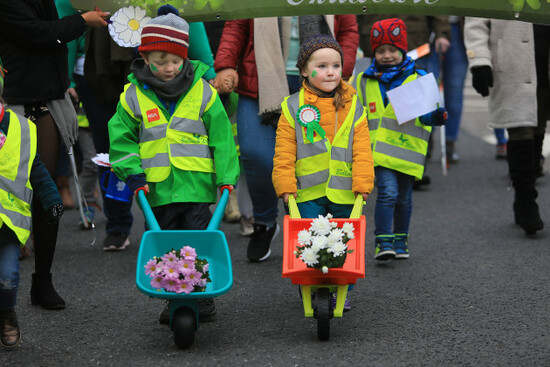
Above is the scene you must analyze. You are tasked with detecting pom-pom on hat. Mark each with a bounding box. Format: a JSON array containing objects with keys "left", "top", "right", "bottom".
[
  {"left": 370, "top": 18, "right": 408, "bottom": 54},
  {"left": 138, "top": 5, "right": 189, "bottom": 59},
  {"left": 296, "top": 34, "right": 344, "bottom": 72}
]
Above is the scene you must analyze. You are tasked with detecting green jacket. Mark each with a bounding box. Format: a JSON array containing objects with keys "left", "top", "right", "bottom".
[{"left": 108, "top": 60, "right": 239, "bottom": 207}]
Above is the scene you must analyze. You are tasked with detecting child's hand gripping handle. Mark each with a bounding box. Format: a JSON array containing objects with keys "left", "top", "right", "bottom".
[
  {"left": 288, "top": 195, "right": 301, "bottom": 219},
  {"left": 137, "top": 190, "right": 160, "bottom": 231}
]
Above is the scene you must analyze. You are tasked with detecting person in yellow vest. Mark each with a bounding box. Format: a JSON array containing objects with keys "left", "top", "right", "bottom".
[
  {"left": 0, "top": 60, "right": 63, "bottom": 349},
  {"left": 108, "top": 7, "right": 239, "bottom": 323},
  {"left": 355, "top": 18, "right": 447, "bottom": 261},
  {"left": 273, "top": 34, "right": 374, "bottom": 310}
]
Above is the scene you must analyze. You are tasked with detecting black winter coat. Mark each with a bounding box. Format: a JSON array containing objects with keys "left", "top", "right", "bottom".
[{"left": 0, "top": 0, "right": 86, "bottom": 104}]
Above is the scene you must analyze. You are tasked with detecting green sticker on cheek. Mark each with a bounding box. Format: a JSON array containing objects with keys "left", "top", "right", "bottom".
[
  {"left": 179, "top": 64, "right": 183, "bottom": 71},
  {"left": 311, "top": 70, "right": 318, "bottom": 78},
  {"left": 150, "top": 64, "right": 159, "bottom": 72}
]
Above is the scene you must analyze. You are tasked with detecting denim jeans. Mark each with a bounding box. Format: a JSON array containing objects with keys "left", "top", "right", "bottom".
[
  {"left": 374, "top": 167, "right": 415, "bottom": 236},
  {"left": 295, "top": 197, "right": 354, "bottom": 219},
  {"left": 0, "top": 227, "right": 21, "bottom": 310},
  {"left": 494, "top": 128, "right": 508, "bottom": 145},
  {"left": 75, "top": 74, "right": 133, "bottom": 234},
  {"left": 236, "top": 96, "right": 279, "bottom": 226}
]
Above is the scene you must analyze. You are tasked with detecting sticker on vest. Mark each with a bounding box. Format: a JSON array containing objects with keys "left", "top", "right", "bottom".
[
  {"left": 369, "top": 102, "right": 376, "bottom": 114},
  {"left": 296, "top": 104, "right": 325, "bottom": 144},
  {"left": 0, "top": 131, "right": 6, "bottom": 150},
  {"left": 146, "top": 108, "right": 161, "bottom": 123}
]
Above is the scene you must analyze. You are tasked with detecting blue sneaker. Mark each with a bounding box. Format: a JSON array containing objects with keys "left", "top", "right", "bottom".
[
  {"left": 374, "top": 235, "right": 395, "bottom": 260},
  {"left": 330, "top": 292, "right": 351, "bottom": 312},
  {"left": 394, "top": 233, "right": 409, "bottom": 259}
]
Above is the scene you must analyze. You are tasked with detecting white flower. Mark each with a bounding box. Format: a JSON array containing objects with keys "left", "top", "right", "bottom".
[
  {"left": 331, "top": 221, "right": 338, "bottom": 228},
  {"left": 327, "top": 241, "right": 347, "bottom": 257},
  {"left": 108, "top": 6, "right": 151, "bottom": 47},
  {"left": 321, "top": 266, "right": 329, "bottom": 274},
  {"left": 327, "top": 228, "right": 344, "bottom": 245},
  {"left": 311, "top": 235, "right": 328, "bottom": 250},
  {"left": 326, "top": 213, "right": 333, "bottom": 219},
  {"left": 310, "top": 215, "right": 332, "bottom": 236},
  {"left": 297, "top": 229, "right": 312, "bottom": 245},
  {"left": 300, "top": 247, "right": 319, "bottom": 266},
  {"left": 342, "top": 222, "right": 355, "bottom": 239}
]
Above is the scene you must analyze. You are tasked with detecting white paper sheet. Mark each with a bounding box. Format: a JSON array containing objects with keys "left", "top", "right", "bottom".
[{"left": 386, "top": 73, "right": 443, "bottom": 125}]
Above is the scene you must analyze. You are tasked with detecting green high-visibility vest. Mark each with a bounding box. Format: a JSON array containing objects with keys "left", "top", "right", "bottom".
[
  {"left": 0, "top": 110, "right": 37, "bottom": 244},
  {"left": 281, "top": 89, "right": 365, "bottom": 204},
  {"left": 356, "top": 72, "right": 432, "bottom": 179},
  {"left": 120, "top": 79, "right": 216, "bottom": 182}
]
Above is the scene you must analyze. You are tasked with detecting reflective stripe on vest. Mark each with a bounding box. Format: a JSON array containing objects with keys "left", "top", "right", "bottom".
[
  {"left": 360, "top": 73, "right": 432, "bottom": 179},
  {"left": 282, "top": 89, "right": 364, "bottom": 204},
  {"left": 0, "top": 111, "right": 36, "bottom": 244},
  {"left": 121, "top": 80, "right": 215, "bottom": 182}
]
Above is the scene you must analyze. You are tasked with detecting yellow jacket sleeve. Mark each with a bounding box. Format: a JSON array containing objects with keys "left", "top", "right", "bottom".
[{"left": 272, "top": 113, "right": 298, "bottom": 197}]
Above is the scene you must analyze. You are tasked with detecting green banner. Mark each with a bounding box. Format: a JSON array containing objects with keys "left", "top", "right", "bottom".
[{"left": 71, "top": 0, "right": 550, "bottom": 24}]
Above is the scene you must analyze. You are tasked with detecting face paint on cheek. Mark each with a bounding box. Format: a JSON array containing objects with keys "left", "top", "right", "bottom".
[
  {"left": 311, "top": 70, "right": 318, "bottom": 78},
  {"left": 150, "top": 64, "right": 159, "bottom": 72},
  {"left": 179, "top": 64, "right": 183, "bottom": 71}
]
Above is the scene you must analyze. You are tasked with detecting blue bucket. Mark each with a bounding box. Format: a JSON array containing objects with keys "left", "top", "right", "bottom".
[{"left": 101, "top": 171, "right": 133, "bottom": 202}]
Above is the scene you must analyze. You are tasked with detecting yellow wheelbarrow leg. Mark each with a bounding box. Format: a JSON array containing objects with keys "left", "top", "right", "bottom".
[
  {"left": 332, "top": 285, "right": 349, "bottom": 318},
  {"left": 301, "top": 285, "right": 314, "bottom": 317}
]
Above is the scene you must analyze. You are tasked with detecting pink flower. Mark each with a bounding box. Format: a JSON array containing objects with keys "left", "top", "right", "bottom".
[
  {"left": 150, "top": 275, "right": 163, "bottom": 289},
  {"left": 161, "top": 251, "right": 178, "bottom": 264},
  {"left": 180, "top": 246, "right": 197, "bottom": 260},
  {"left": 144, "top": 259, "right": 159, "bottom": 276},
  {"left": 162, "top": 264, "right": 180, "bottom": 280},
  {"left": 185, "top": 270, "right": 203, "bottom": 286},
  {"left": 161, "top": 277, "right": 180, "bottom": 293},
  {"left": 176, "top": 280, "right": 193, "bottom": 294},
  {"left": 177, "top": 259, "right": 195, "bottom": 276},
  {"left": 203, "top": 263, "right": 209, "bottom": 272}
]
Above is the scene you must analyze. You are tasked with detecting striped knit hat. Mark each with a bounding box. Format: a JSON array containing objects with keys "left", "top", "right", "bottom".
[{"left": 138, "top": 5, "right": 189, "bottom": 59}]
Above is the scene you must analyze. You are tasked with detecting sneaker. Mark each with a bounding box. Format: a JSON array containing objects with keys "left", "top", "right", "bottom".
[
  {"left": 446, "top": 140, "right": 459, "bottom": 164},
  {"left": 330, "top": 293, "right": 351, "bottom": 312},
  {"left": 239, "top": 216, "right": 254, "bottom": 237},
  {"left": 198, "top": 298, "right": 216, "bottom": 322},
  {"left": 103, "top": 232, "right": 130, "bottom": 251},
  {"left": 374, "top": 235, "right": 396, "bottom": 260},
  {"left": 78, "top": 206, "right": 95, "bottom": 230},
  {"left": 247, "top": 223, "right": 280, "bottom": 262},
  {"left": 159, "top": 301, "right": 170, "bottom": 325},
  {"left": 496, "top": 143, "right": 507, "bottom": 159},
  {"left": 394, "top": 233, "right": 409, "bottom": 259}
]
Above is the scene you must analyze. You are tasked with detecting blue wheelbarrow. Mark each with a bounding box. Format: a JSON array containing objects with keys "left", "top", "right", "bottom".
[{"left": 135, "top": 188, "right": 233, "bottom": 349}]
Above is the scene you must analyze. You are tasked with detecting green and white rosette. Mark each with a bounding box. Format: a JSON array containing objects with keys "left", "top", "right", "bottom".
[{"left": 296, "top": 105, "right": 325, "bottom": 143}]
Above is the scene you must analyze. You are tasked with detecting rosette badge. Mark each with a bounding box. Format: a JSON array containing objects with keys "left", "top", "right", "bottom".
[{"left": 296, "top": 105, "right": 326, "bottom": 143}]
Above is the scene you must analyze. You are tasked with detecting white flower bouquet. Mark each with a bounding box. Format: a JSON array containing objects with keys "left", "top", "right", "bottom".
[{"left": 295, "top": 214, "right": 355, "bottom": 274}]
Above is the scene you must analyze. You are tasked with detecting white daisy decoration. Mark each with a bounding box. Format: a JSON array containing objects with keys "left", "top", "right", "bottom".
[{"left": 108, "top": 6, "right": 151, "bottom": 48}]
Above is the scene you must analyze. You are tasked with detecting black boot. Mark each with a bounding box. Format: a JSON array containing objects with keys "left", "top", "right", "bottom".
[
  {"left": 507, "top": 140, "right": 544, "bottom": 235},
  {"left": 0, "top": 310, "right": 21, "bottom": 349},
  {"left": 30, "top": 273, "right": 65, "bottom": 310},
  {"left": 534, "top": 134, "right": 545, "bottom": 178}
]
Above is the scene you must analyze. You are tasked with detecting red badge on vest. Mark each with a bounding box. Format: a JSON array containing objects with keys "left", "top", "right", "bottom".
[
  {"left": 369, "top": 102, "right": 376, "bottom": 114},
  {"left": 146, "top": 108, "right": 160, "bottom": 122}
]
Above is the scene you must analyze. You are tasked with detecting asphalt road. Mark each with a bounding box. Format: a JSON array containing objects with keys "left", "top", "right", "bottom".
[{"left": 2, "top": 84, "right": 550, "bottom": 366}]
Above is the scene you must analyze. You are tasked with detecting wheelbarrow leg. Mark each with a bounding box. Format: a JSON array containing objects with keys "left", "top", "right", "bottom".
[{"left": 301, "top": 285, "right": 314, "bottom": 317}]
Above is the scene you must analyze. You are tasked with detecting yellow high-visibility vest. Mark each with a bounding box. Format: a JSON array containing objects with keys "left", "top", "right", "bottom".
[
  {"left": 356, "top": 72, "right": 432, "bottom": 179},
  {"left": 281, "top": 89, "right": 365, "bottom": 204},
  {"left": 120, "top": 79, "right": 216, "bottom": 182},
  {"left": 0, "top": 110, "right": 37, "bottom": 244}
]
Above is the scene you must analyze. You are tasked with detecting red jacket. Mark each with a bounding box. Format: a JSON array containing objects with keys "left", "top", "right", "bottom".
[{"left": 214, "top": 16, "right": 359, "bottom": 99}]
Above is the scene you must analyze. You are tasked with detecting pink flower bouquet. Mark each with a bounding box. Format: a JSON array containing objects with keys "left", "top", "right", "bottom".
[{"left": 144, "top": 246, "right": 211, "bottom": 294}]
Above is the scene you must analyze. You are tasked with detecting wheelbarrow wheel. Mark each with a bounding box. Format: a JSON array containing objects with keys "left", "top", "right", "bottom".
[
  {"left": 315, "top": 288, "right": 331, "bottom": 341},
  {"left": 172, "top": 307, "right": 196, "bottom": 349}
]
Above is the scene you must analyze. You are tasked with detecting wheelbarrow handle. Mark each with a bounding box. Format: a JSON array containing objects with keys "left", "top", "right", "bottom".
[
  {"left": 288, "top": 195, "right": 301, "bottom": 219},
  {"left": 206, "top": 187, "right": 230, "bottom": 231},
  {"left": 137, "top": 190, "right": 161, "bottom": 231},
  {"left": 350, "top": 195, "right": 364, "bottom": 219}
]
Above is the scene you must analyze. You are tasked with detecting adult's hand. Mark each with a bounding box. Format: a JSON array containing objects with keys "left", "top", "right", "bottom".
[
  {"left": 471, "top": 65, "right": 493, "bottom": 97},
  {"left": 214, "top": 68, "right": 238, "bottom": 94},
  {"left": 434, "top": 37, "right": 450, "bottom": 54},
  {"left": 81, "top": 8, "right": 109, "bottom": 27},
  {"left": 67, "top": 88, "right": 79, "bottom": 106}
]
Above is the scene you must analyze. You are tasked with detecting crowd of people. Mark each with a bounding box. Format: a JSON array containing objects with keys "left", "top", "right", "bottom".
[{"left": 1, "top": 1, "right": 549, "bottom": 350}]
